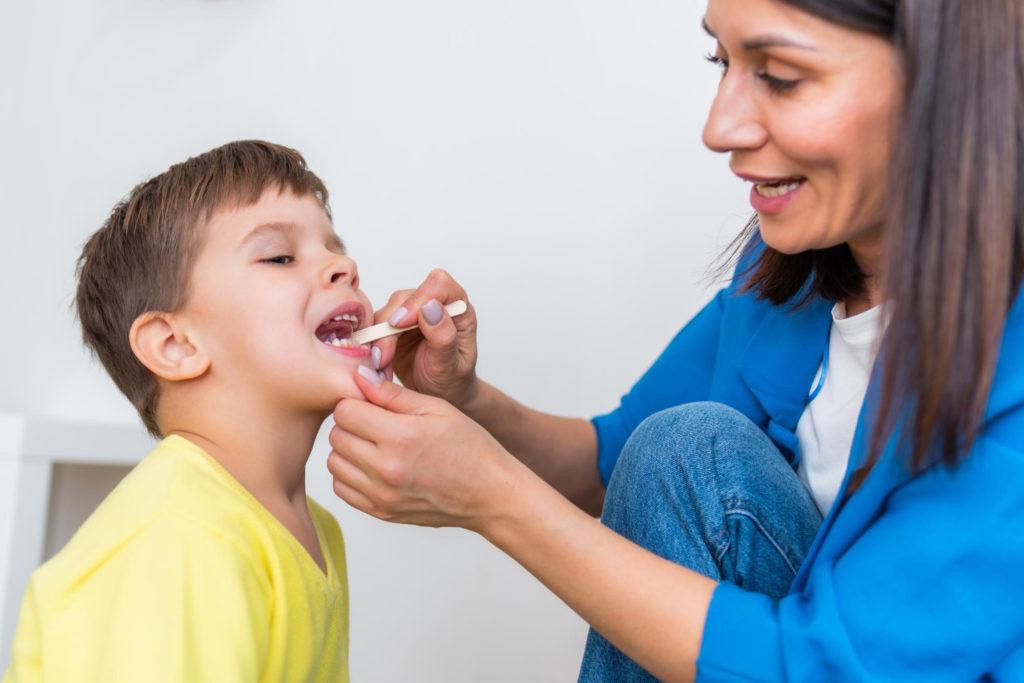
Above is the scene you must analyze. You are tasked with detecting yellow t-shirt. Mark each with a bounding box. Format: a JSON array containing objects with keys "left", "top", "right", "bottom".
[{"left": 3, "top": 435, "right": 348, "bottom": 682}]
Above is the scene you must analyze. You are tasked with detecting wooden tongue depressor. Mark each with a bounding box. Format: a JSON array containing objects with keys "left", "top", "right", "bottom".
[{"left": 349, "top": 299, "right": 468, "bottom": 345}]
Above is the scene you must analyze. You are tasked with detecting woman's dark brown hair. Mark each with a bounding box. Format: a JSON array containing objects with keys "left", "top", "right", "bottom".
[{"left": 744, "top": 0, "right": 1024, "bottom": 475}]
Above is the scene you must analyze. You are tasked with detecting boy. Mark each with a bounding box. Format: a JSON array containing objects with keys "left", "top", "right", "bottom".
[{"left": 4, "top": 140, "right": 372, "bottom": 681}]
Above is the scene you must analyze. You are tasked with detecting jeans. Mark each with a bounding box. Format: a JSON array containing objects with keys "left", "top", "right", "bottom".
[{"left": 577, "top": 402, "right": 823, "bottom": 682}]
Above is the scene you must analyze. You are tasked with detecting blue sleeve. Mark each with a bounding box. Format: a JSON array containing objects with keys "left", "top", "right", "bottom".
[
  {"left": 591, "top": 288, "right": 728, "bottom": 485},
  {"left": 697, "top": 430, "right": 1024, "bottom": 681}
]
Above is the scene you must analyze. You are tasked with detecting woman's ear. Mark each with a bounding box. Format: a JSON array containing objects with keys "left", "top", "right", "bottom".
[{"left": 129, "top": 312, "right": 210, "bottom": 381}]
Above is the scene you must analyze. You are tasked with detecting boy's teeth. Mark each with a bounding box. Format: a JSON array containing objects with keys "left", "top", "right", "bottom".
[
  {"left": 329, "top": 337, "right": 362, "bottom": 347},
  {"left": 331, "top": 313, "right": 360, "bottom": 323}
]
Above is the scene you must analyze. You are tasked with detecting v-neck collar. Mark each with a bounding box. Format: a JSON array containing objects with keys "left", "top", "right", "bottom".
[{"left": 166, "top": 434, "right": 335, "bottom": 582}]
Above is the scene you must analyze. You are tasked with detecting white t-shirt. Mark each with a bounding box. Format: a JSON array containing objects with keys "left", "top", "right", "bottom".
[{"left": 795, "top": 302, "right": 884, "bottom": 515}]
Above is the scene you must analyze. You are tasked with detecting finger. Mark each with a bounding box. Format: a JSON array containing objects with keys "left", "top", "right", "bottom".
[
  {"left": 331, "top": 397, "right": 397, "bottom": 444},
  {"left": 333, "top": 381, "right": 435, "bottom": 449},
  {"left": 328, "top": 425, "right": 403, "bottom": 493},
  {"left": 384, "top": 269, "right": 468, "bottom": 328},
  {"left": 367, "top": 350, "right": 397, "bottom": 379},
  {"left": 376, "top": 289, "right": 416, "bottom": 324},
  {"left": 375, "top": 325, "right": 425, "bottom": 372},
  {"left": 368, "top": 290, "right": 414, "bottom": 369},
  {"left": 329, "top": 462, "right": 380, "bottom": 516},
  {"left": 353, "top": 366, "right": 440, "bottom": 416},
  {"left": 328, "top": 418, "right": 375, "bottom": 459},
  {"left": 417, "top": 299, "right": 459, "bottom": 351},
  {"left": 326, "top": 448, "right": 376, "bottom": 491}
]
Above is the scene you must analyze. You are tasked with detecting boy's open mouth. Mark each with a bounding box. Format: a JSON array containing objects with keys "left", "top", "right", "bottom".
[{"left": 315, "top": 308, "right": 365, "bottom": 348}]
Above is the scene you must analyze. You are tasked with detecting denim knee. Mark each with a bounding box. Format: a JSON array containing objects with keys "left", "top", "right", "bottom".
[
  {"left": 602, "top": 400, "right": 820, "bottom": 592},
  {"left": 610, "top": 402, "right": 763, "bottom": 485}
]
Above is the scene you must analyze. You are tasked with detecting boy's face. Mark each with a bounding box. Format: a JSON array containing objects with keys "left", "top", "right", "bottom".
[{"left": 180, "top": 188, "right": 374, "bottom": 414}]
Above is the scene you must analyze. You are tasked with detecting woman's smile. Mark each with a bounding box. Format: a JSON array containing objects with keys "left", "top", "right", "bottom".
[
  {"left": 746, "top": 176, "right": 806, "bottom": 215},
  {"left": 702, "top": 0, "right": 899, "bottom": 266}
]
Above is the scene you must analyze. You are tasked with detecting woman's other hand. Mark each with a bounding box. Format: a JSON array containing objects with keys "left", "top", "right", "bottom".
[
  {"left": 328, "top": 366, "right": 521, "bottom": 530},
  {"left": 369, "top": 269, "right": 480, "bottom": 411},
  {"left": 363, "top": 271, "right": 604, "bottom": 516}
]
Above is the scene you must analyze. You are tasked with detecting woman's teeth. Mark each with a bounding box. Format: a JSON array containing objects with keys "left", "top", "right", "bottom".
[{"left": 755, "top": 180, "right": 801, "bottom": 197}]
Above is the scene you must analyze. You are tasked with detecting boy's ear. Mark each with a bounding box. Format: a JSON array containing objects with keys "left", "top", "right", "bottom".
[{"left": 129, "top": 312, "right": 210, "bottom": 381}]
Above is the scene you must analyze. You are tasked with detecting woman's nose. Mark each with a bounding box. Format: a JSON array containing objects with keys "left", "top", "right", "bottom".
[
  {"left": 701, "top": 75, "right": 768, "bottom": 153},
  {"left": 323, "top": 254, "right": 359, "bottom": 290}
]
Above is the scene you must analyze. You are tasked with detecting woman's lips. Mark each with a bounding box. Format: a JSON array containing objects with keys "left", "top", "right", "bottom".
[{"left": 749, "top": 178, "right": 804, "bottom": 215}]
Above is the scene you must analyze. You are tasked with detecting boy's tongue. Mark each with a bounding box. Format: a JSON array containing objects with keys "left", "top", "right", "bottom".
[{"left": 316, "top": 319, "right": 356, "bottom": 345}]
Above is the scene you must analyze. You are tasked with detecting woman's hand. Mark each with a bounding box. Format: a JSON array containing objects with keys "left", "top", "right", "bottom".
[
  {"left": 328, "top": 366, "right": 521, "bottom": 531},
  {"left": 363, "top": 269, "right": 604, "bottom": 514},
  {"left": 369, "top": 269, "right": 480, "bottom": 411},
  {"left": 329, "top": 370, "right": 711, "bottom": 683}
]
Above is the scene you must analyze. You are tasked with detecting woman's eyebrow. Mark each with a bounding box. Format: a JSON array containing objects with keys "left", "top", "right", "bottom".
[{"left": 700, "top": 18, "right": 818, "bottom": 53}]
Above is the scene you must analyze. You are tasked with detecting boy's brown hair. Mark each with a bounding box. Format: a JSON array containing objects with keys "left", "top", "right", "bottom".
[{"left": 76, "top": 140, "right": 331, "bottom": 436}]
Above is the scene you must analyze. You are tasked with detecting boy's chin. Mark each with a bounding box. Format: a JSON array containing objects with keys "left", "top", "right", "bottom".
[
  {"left": 310, "top": 391, "right": 362, "bottom": 422},
  {"left": 320, "top": 378, "right": 371, "bottom": 406}
]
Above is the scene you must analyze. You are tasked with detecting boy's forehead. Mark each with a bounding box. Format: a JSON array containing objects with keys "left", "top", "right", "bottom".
[
  {"left": 240, "top": 221, "right": 346, "bottom": 252},
  {"left": 199, "top": 192, "right": 344, "bottom": 252}
]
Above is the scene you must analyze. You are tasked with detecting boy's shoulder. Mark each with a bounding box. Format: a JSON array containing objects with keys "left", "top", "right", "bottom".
[{"left": 30, "top": 437, "right": 275, "bottom": 605}]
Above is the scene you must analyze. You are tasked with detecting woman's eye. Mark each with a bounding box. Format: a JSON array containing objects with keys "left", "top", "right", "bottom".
[
  {"left": 262, "top": 255, "right": 294, "bottom": 265},
  {"left": 704, "top": 52, "right": 728, "bottom": 75},
  {"left": 757, "top": 72, "right": 800, "bottom": 93}
]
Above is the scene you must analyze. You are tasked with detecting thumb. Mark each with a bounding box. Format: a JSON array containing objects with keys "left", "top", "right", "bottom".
[{"left": 355, "top": 365, "right": 435, "bottom": 416}]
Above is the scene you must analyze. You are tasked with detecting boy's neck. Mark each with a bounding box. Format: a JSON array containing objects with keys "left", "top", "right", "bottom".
[
  {"left": 161, "top": 389, "right": 326, "bottom": 507},
  {"left": 161, "top": 385, "right": 332, "bottom": 574}
]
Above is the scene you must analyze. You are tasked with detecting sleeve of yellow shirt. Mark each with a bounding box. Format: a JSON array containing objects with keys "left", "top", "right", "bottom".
[{"left": 6, "top": 513, "right": 272, "bottom": 683}]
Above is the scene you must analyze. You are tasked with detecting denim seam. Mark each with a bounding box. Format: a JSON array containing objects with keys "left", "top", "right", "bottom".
[
  {"left": 709, "top": 526, "right": 731, "bottom": 562},
  {"left": 720, "top": 502, "right": 801, "bottom": 576}
]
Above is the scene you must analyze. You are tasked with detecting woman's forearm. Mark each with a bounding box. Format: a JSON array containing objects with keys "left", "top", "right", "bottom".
[
  {"left": 480, "top": 458, "right": 716, "bottom": 683},
  {"left": 331, "top": 373, "right": 716, "bottom": 681},
  {"left": 460, "top": 379, "right": 605, "bottom": 515}
]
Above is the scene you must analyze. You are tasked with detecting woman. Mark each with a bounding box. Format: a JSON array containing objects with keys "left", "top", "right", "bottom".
[{"left": 328, "top": 0, "right": 1024, "bottom": 680}]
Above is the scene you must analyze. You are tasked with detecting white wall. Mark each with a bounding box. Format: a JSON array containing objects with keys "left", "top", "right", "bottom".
[{"left": 0, "top": 0, "right": 749, "bottom": 680}]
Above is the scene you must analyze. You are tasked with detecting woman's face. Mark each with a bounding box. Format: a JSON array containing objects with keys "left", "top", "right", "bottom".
[{"left": 701, "top": 0, "right": 899, "bottom": 274}]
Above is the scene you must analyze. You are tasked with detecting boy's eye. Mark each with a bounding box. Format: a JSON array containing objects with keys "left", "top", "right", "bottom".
[{"left": 262, "top": 255, "right": 294, "bottom": 265}]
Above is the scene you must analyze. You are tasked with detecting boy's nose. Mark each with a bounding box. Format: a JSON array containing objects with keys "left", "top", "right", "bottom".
[{"left": 324, "top": 254, "right": 359, "bottom": 290}]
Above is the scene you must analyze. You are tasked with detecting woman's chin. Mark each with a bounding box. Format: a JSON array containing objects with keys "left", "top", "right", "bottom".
[{"left": 757, "top": 222, "right": 831, "bottom": 256}]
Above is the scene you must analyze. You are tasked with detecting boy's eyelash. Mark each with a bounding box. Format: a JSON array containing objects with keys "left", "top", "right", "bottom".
[{"left": 261, "top": 255, "right": 294, "bottom": 265}]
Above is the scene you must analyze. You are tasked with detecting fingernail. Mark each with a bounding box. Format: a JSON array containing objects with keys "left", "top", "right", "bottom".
[
  {"left": 422, "top": 299, "right": 443, "bottom": 326},
  {"left": 358, "top": 364, "right": 382, "bottom": 385},
  {"left": 387, "top": 307, "right": 408, "bottom": 327},
  {"left": 371, "top": 346, "right": 382, "bottom": 370}
]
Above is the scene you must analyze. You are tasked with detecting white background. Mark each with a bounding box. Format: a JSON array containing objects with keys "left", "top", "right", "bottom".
[{"left": 0, "top": 0, "right": 749, "bottom": 680}]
